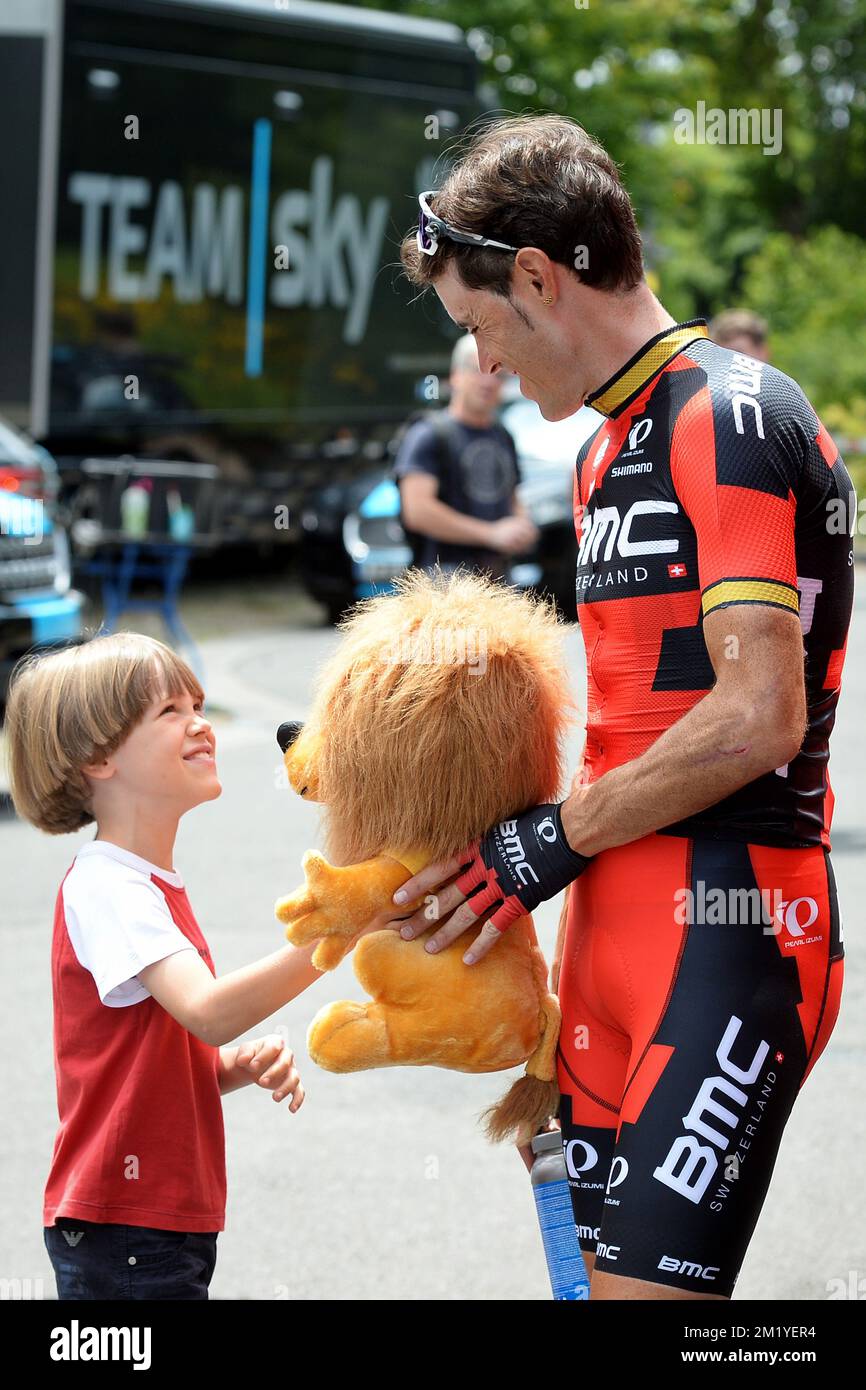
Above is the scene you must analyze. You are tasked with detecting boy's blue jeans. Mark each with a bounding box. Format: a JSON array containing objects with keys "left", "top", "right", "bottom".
[{"left": 44, "top": 1217, "right": 218, "bottom": 1299}]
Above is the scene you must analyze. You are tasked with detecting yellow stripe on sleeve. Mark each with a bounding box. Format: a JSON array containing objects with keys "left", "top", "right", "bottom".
[{"left": 701, "top": 579, "right": 800, "bottom": 616}]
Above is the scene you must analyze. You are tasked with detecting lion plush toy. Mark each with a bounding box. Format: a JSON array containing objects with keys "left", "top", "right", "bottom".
[{"left": 274, "top": 566, "right": 579, "bottom": 1141}]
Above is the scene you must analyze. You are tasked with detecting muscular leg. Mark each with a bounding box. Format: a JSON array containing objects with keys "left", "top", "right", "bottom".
[
  {"left": 589, "top": 1267, "right": 728, "bottom": 1301},
  {"left": 578, "top": 1248, "right": 727, "bottom": 1298}
]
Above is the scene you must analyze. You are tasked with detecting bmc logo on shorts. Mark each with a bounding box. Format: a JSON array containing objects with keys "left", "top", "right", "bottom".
[
  {"left": 658, "top": 1254, "right": 720, "bottom": 1281},
  {"left": 652, "top": 1014, "right": 769, "bottom": 1204}
]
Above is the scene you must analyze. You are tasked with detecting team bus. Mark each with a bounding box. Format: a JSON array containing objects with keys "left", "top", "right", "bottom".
[{"left": 0, "top": 0, "right": 483, "bottom": 550}]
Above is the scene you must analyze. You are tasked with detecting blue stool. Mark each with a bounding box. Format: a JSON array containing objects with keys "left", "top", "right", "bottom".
[{"left": 80, "top": 540, "right": 204, "bottom": 683}]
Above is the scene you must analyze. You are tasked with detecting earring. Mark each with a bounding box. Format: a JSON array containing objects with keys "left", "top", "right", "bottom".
[{"left": 546, "top": 295, "right": 553, "bottom": 304}]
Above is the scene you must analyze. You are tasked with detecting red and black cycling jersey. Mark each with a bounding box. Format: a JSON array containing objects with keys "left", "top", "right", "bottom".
[{"left": 575, "top": 319, "right": 855, "bottom": 849}]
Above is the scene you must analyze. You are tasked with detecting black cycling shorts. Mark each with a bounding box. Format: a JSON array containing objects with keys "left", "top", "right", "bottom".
[{"left": 555, "top": 832, "right": 844, "bottom": 1297}]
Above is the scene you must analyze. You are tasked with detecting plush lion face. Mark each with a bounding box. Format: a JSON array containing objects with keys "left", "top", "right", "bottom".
[{"left": 280, "top": 567, "right": 579, "bottom": 868}]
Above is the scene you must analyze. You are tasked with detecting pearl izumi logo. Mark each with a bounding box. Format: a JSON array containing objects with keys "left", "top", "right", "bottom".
[
  {"left": 564, "top": 1140, "right": 629, "bottom": 1197},
  {"left": 653, "top": 1014, "right": 772, "bottom": 1204},
  {"left": 537, "top": 816, "right": 557, "bottom": 843},
  {"left": 626, "top": 417, "right": 653, "bottom": 452},
  {"left": 775, "top": 897, "right": 819, "bottom": 935},
  {"left": 50, "top": 1320, "right": 151, "bottom": 1369}
]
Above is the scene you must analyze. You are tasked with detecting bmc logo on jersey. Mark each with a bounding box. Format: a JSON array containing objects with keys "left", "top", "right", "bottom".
[
  {"left": 577, "top": 500, "right": 679, "bottom": 566},
  {"left": 728, "top": 354, "right": 766, "bottom": 439}
]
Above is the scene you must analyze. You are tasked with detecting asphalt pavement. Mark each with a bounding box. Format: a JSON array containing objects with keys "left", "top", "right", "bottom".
[{"left": 1, "top": 577, "right": 864, "bottom": 1300}]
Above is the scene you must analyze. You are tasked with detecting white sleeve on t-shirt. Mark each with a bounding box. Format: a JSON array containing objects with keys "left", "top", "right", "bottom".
[{"left": 62, "top": 854, "right": 196, "bottom": 1008}]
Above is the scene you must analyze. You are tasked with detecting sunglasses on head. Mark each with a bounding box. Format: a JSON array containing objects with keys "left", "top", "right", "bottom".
[{"left": 416, "top": 190, "right": 519, "bottom": 257}]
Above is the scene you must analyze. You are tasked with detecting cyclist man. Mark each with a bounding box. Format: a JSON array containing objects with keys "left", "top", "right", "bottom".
[{"left": 389, "top": 114, "right": 854, "bottom": 1301}]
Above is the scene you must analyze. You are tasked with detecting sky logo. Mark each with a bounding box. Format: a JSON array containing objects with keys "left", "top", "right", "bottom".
[{"left": 68, "top": 121, "right": 390, "bottom": 375}]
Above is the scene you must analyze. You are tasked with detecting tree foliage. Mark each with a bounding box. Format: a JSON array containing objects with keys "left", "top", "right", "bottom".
[{"left": 367, "top": 0, "right": 866, "bottom": 420}]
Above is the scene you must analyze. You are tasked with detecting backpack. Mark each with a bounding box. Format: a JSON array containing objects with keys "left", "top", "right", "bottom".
[{"left": 388, "top": 409, "right": 463, "bottom": 570}]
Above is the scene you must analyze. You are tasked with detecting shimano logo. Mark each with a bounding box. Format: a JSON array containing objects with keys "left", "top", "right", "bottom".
[
  {"left": 658, "top": 1255, "right": 720, "bottom": 1281},
  {"left": 610, "top": 461, "right": 653, "bottom": 477},
  {"left": 497, "top": 819, "right": 540, "bottom": 888},
  {"left": 728, "top": 353, "right": 765, "bottom": 439},
  {"left": 577, "top": 500, "right": 679, "bottom": 566},
  {"left": 653, "top": 1014, "right": 769, "bottom": 1204}
]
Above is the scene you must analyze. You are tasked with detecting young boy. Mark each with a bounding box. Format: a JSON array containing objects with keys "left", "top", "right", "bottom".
[{"left": 5, "top": 629, "right": 331, "bottom": 1300}]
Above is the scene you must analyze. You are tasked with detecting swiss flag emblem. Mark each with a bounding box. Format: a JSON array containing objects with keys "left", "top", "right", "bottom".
[{"left": 668, "top": 563, "right": 687, "bottom": 578}]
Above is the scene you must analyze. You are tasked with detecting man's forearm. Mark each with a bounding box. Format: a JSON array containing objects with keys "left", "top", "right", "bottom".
[
  {"left": 561, "top": 686, "right": 799, "bottom": 858},
  {"left": 405, "top": 497, "right": 494, "bottom": 547}
]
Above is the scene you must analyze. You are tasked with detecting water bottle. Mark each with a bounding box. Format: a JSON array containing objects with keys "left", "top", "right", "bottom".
[
  {"left": 120, "top": 479, "right": 151, "bottom": 536},
  {"left": 531, "top": 1129, "right": 591, "bottom": 1300}
]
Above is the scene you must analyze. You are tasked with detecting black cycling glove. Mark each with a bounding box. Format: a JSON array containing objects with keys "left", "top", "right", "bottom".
[{"left": 454, "top": 802, "right": 592, "bottom": 933}]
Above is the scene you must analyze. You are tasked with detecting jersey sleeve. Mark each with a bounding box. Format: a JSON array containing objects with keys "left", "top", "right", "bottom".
[
  {"left": 392, "top": 421, "right": 442, "bottom": 484},
  {"left": 62, "top": 864, "right": 196, "bottom": 1008},
  {"left": 574, "top": 425, "right": 603, "bottom": 517},
  {"left": 670, "top": 377, "right": 801, "bottom": 620}
]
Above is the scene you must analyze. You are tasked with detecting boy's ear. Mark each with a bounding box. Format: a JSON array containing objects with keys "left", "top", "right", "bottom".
[{"left": 80, "top": 756, "right": 115, "bottom": 781}]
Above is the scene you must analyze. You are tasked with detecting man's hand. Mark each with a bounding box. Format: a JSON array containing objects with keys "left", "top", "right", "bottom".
[
  {"left": 391, "top": 803, "right": 592, "bottom": 965},
  {"left": 516, "top": 1117, "right": 562, "bottom": 1175},
  {"left": 487, "top": 514, "right": 539, "bottom": 555}
]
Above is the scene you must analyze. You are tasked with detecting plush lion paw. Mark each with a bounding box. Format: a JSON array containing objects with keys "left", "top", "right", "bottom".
[
  {"left": 308, "top": 1000, "right": 391, "bottom": 1071},
  {"left": 275, "top": 851, "right": 420, "bottom": 971}
]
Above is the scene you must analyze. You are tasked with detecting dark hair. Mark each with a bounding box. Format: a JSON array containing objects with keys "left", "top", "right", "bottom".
[{"left": 400, "top": 112, "right": 644, "bottom": 299}]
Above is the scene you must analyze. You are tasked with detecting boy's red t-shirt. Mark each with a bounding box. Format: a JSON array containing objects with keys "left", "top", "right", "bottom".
[{"left": 43, "top": 840, "right": 226, "bottom": 1232}]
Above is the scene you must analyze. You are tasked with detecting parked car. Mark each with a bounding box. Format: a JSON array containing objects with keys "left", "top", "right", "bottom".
[
  {"left": 299, "top": 399, "right": 602, "bottom": 623},
  {"left": 0, "top": 419, "right": 86, "bottom": 705}
]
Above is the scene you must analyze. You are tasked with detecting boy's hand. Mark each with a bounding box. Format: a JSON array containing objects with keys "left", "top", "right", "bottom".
[{"left": 235, "top": 1034, "right": 305, "bottom": 1112}]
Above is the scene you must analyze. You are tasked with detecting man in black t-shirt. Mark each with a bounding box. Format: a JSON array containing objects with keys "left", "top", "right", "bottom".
[{"left": 393, "top": 334, "right": 538, "bottom": 578}]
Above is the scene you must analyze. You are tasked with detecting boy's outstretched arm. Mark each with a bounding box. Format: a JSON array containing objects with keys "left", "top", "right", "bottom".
[{"left": 138, "top": 939, "right": 322, "bottom": 1048}]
